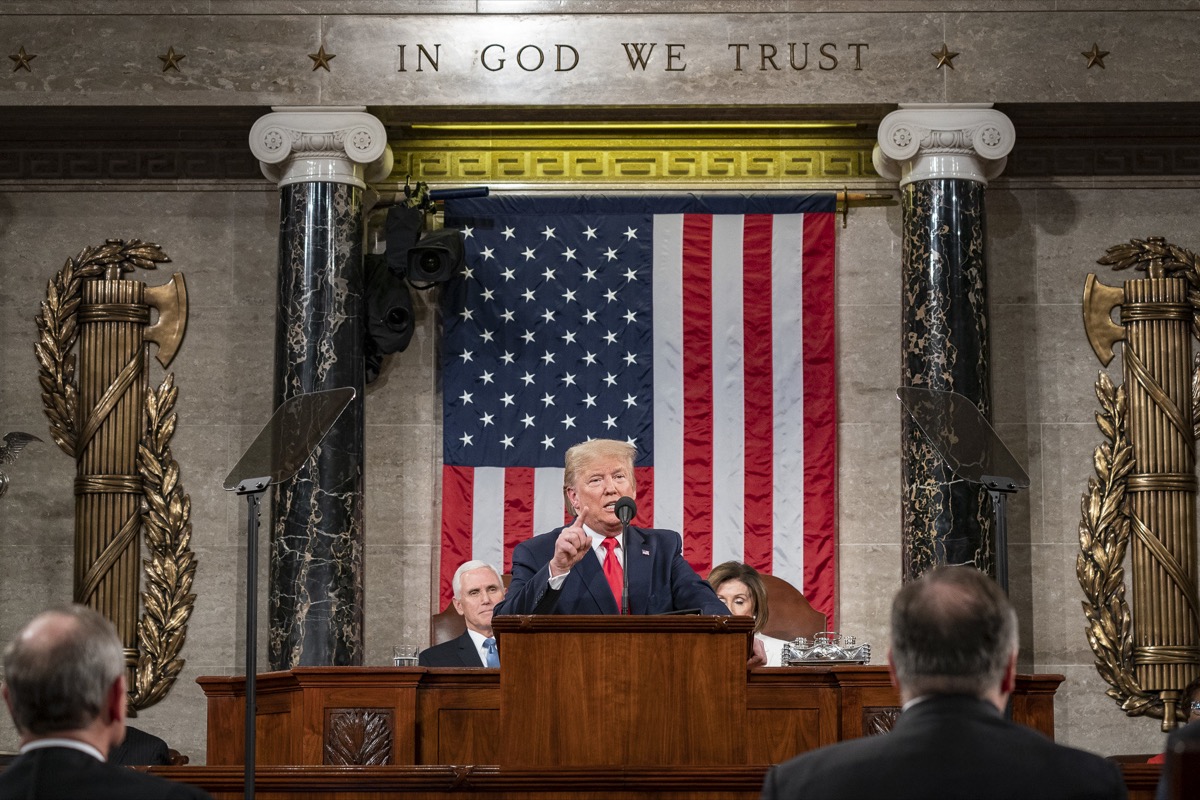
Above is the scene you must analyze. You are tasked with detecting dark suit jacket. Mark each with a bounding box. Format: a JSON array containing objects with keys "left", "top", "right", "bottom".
[
  {"left": 1156, "top": 717, "right": 1200, "bottom": 800},
  {"left": 0, "top": 745, "right": 211, "bottom": 800},
  {"left": 494, "top": 525, "right": 728, "bottom": 616},
  {"left": 109, "top": 725, "right": 171, "bottom": 766},
  {"left": 419, "top": 630, "right": 486, "bottom": 667},
  {"left": 760, "top": 694, "right": 1128, "bottom": 800}
]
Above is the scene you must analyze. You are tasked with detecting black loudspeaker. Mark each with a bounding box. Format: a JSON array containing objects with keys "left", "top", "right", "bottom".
[
  {"left": 407, "top": 228, "right": 464, "bottom": 284},
  {"left": 363, "top": 252, "right": 414, "bottom": 382},
  {"left": 385, "top": 206, "right": 424, "bottom": 277}
]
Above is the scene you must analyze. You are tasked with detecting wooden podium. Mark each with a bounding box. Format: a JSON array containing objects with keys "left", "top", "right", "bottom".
[{"left": 493, "top": 614, "right": 754, "bottom": 767}]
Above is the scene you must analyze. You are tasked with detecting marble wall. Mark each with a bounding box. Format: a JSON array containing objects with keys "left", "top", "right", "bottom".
[{"left": 0, "top": 176, "right": 1194, "bottom": 763}]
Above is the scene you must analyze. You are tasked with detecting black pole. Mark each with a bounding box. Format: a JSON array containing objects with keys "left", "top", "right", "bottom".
[
  {"left": 240, "top": 486, "right": 265, "bottom": 800},
  {"left": 986, "top": 486, "right": 1013, "bottom": 594}
]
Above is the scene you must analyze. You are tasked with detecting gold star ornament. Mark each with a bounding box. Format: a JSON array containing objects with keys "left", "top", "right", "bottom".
[
  {"left": 1082, "top": 43, "right": 1109, "bottom": 69},
  {"left": 9, "top": 46, "right": 35, "bottom": 72},
  {"left": 158, "top": 46, "right": 185, "bottom": 72},
  {"left": 932, "top": 43, "right": 959, "bottom": 70},
  {"left": 309, "top": 45, "right": 336, "bottom": 71}
]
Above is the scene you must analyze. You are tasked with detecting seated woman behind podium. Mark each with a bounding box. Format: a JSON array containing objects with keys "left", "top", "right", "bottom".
[{"left": 707, "top": 561, "right": 788, "bottom": 667}]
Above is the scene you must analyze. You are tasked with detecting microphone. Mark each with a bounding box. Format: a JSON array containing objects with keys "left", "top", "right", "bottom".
[
  {"left": 614, "top": 496, "right": 637, "bottom": 525},
  {"left": 614, "top": 496, "right": 636, "bottom": 615}
]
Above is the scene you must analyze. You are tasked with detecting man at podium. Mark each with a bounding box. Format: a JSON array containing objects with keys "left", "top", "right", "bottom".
[{"left": 495, "top": 439, "right": 728, "bottom": 617}]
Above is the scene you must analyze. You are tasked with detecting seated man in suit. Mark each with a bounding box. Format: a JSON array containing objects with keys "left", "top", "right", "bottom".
[
  {"left": 1157, "top": 714, "right": 1200, "bottom": 800},
  {"left": 109, "top": 725, "right": 171, "bottom": 767},
  {"left": 760, "top": 566, "right": 1128, "bottom": 800},
  {"left": 495, "top": 438, "right": 728, "bottom": 617},
  {"left": 419, "top": 560, "right": 505, "bottom": 668},
  {"left": 0, "top": 605, "right": 211, "bottom": 800}
]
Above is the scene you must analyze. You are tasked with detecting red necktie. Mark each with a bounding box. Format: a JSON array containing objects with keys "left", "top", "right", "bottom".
[{"left": 601, "top": 537, "right": 624, "bottom": 614}]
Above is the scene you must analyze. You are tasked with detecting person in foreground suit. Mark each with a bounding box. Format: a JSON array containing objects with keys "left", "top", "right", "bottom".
[
  {"left": 1156, "top": 715, "right": 1200, "bottom": 800},
  {"left": 0, "top": 605, "right": 212, "bottom": 800},
  {"left": 760, "top": 566, "right": 1128, "bottom": 800},
  {"left": 419, "top": 560, "right": 505, "bottom": 667},
  {"left": 494, "top": 438, "right": 729, "bottom": 618}
]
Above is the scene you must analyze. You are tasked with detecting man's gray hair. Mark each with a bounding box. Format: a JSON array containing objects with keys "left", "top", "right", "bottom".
[
  {"left": 452, "top": 560, "right": 502, "bottom": 599},
  {"left": 890, "top": 566, "right": 1018, "bottom": 698},
  {"left": 2, "top": 605, "right": 125, "bottom": 735}
]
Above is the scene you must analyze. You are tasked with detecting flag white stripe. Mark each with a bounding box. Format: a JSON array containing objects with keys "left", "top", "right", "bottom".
[
  {"left": 472, "top": 467, "right": 506, "bottom": 569},
  {"left": 710, "top": 214, "right": 746, "bottom": 566},
  {"left": 652, "top": 214, "right": 685, "bottom": 534},
  {"left": 771, "top": 214, "right": 807, "bottom": 590},
  {"left": 533, "top": 467, "right": 566, "bottom": 532}
]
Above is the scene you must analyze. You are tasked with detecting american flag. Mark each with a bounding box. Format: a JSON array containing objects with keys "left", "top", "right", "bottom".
[{"left": 439, "top": 194, "right": 837, "bottom": 624}]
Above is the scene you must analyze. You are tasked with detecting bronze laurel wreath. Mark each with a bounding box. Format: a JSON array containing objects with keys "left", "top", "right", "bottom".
[
  {"left": 34, "top": 239, "right": 196, "bottom": 713},
  {"left": 1077, "top": 237, "right": 1200, "bottom": 723}
]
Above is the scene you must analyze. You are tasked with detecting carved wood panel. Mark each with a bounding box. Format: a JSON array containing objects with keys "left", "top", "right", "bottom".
[{"left": 323, "top": 708, "right": 394, "bottom": 766}]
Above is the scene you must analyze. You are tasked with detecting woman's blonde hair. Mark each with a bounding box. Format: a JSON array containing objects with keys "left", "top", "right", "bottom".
[{"left": 706, "top": 561, "right": 769, "bottom": 635}]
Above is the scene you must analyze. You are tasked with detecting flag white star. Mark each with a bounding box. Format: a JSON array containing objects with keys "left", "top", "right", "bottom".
[
  {"left": 542, "top": 308, "right": 556, "bottom": 323},
  {"left": 626, "top": 436, "right": 637, "bottom": 447},
  {"left": 583, "top": 225, "right": 598, "bottom": 240},
  {"left": 623, "top": 227, "right": 638, "bottom": 240},
  {"left": 603, "top": 330, "right": 618, "bottom": 345},
  {"left": 562, "top": 247, "right": 577, "bottom": 261},
  {"left": 500, "top": 393, "right": 515, "bottom": 406},
  {"left": 500, "top": 351, "right": 515, "bottom": 364},
  {"left": 583, "top": 393, "right": 597, "bottom": 407},
  {"left": 522, "top": 247, "right": 537, "bottom": 261},
  {"left": 520, "top": 372, "right": 536, "bottom": 386},
  {"left": 542, "top": 226, "right": 556, "bottom": 240},
  {"left": 624, "top": 268, "right": 638, "bottom": 282},
  {"left": 603, "top": 372, "right": 618, "bottom": 387},
  {"left": 562, "top": 288, "right": 577, "bottom": 302},
  {"left": 562, "top": 330, "right": 577, "bottom": 344},
  {"left": 461, "top": 266, "right": 475, "bottom": 280},
  {"left": 542, "top": 266, "right": 557, "bottom": 282},
  {"left": 522, "top": 288, "right": 536, "bottom": 302},
  {"left": 460, "top": 432, "right": 474, "bottom": 445},
  {"left": 583, "top": 267, "right": 598, "bottom": 281},
  {"left": 623, "top": 310, "right": 637, "bottom": 324},
  {"left": 459, "top": 350, "right": 474, "bottom": 363},
  {"left": 480, "top": 329, "right": 494, "bottom": 343},
  {"left": 541, "top": 392, "right": 555, "bottom": 406},
  {"left": 501, "top": 267, "right": 516, "bottom": 281},
  {"left": 522, "top": 330, "right": 536, "bottom": 344},
  {"left": 501, "top": 309, "right": 515, "bottom": 322},
  {"left": 459, "top": 390, "right": 474, "bottom": 405},
  {"left": 481, "top": 287, "right": 495, "bottom": 301},
  {"left": 562, "top": 415, "right": 576, "bottom": 429},
  {"left": 459, "top": 308, "right": 474, "bottom": 321},
  {"left": 521, "top": 414, "right": 536, "bottom": 428},
  {"left": 583, "top": 309, "right": 597, "bottom": 324},
  {"left": 623, "top": 393, "right": 637, "bottom": 408},
  {"left": 461, "top": 226, "right": 475, "bottom": 239},
  {"left": 541, "top": 351, "right": 556, "bottom": 365},
  {"left": 603, "top": 248, "right": 619, "bottom": 262},
  {"left": 480, "top": 246, "right": 495, "bottom": 260},
  {"left": 582, "top": 351, "right": 598, "bottom": 365},
  {"left": 480, "top": 370, "right": 494, "bottom": 384},
  {"left": 562, "top": 372, "right": 577, "bottom": 386},
  {"left": 501, "top": 434, "right": 515, "bottom": 448},
  {"left": 603, "top": 414, "right": 618, "bottom": 429},
  {"left": 480, "top": 412, "right": 494, "bottom": 426},
  {"left": 502, "top": 226, "right": 517, "bottom": 240},
  {"left": 604, "top": 289, "right": 618, "bottom": 303},
  {"left": 542, "top": 434, "right": 556, "bottom": 449},
  {"left": 624, "top": 352, "right": 638, "bottom": 366}
]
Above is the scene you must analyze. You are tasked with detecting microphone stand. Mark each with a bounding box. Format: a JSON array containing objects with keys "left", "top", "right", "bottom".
[{"left": 621, "top": 519, "right": 630, "bottom": 616}]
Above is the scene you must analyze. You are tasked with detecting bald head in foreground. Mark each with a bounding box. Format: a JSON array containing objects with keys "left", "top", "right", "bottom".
[
  {"left": 760, "top": 567, "right": 1128, "bottom": 800},
  {"left": 0, "top": 606, "right": 211, "bottom": 800}
]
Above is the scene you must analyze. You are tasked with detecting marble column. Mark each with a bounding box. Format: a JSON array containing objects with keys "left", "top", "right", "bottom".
[
  {"left": 249, "top": 108, "right": 393, "bottom": 668},
  {"left": 873, "top": 104, "right": 1015, "bottom": 583}
]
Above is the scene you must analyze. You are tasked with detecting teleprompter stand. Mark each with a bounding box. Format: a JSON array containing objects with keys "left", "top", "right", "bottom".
[
  {"left": 897, "top": 387, "right": 1030, "bottom": 593},
  {"left": 221, "top": 387, "right": 355, "bottom": 800}
]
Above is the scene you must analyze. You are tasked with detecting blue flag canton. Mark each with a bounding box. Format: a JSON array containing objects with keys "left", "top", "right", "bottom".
[{"left": 442, "top": 211, "right": 655, "bottom": 468}]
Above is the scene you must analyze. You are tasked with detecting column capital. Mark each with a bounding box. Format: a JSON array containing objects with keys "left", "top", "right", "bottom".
[
  {"left": 249, "top": 106, "right": 393, "bottom": 189},
  {"left": 872, "top": 103, "right": 1014, "bottom": 188}
]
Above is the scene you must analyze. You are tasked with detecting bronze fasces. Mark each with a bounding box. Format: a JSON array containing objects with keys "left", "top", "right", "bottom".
[
  {"left": 34, "top": 239, "right": 196, "bottom": 713},
  {"left": 1079, "top": 237, "right": 1200, "bottom": 731}
]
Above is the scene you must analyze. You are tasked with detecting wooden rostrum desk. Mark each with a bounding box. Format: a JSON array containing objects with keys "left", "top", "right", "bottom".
[{"left": 180, "top": 616, "right": 1065, "bottom": 800}]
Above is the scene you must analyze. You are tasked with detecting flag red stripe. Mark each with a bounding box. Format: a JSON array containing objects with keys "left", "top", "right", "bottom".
[
  {"left": 801, "top": 212, "right": 838, "bottom": 626},
  {"left": 634, "top": 466, "right": 654, "bottom": 528},
  {"left": 504, "top": 468, "right": 534, "bottom": 574},
  {"left": 742, "top": 215, "right": 775, "bottom": 573},
  {"left": 681, "top": 214, "right": 714, "bottom": 570},
  {"left": 439, "top": 465, "right": 475, "bottom": 610}
]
